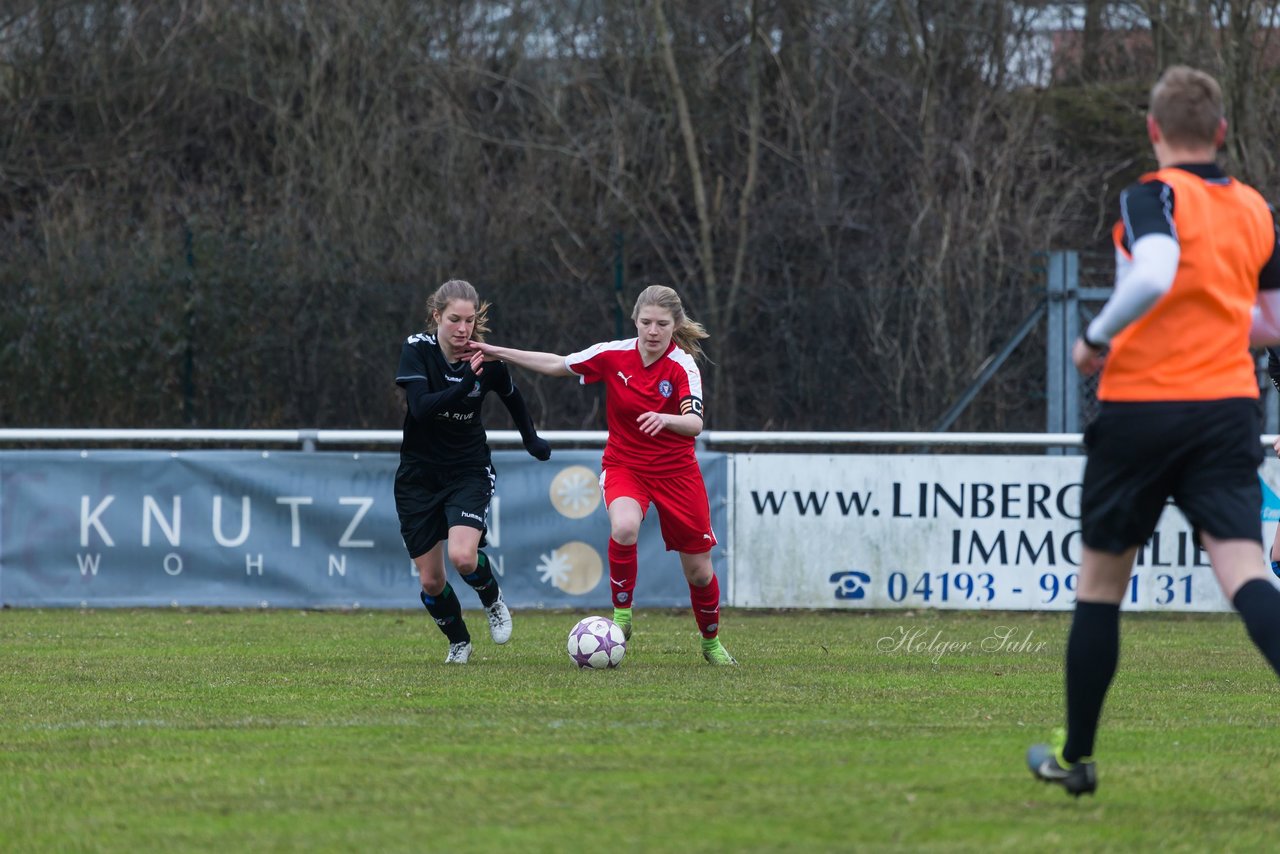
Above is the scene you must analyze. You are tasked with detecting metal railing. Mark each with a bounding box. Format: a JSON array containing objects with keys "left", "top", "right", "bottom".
[
  {"left": 2, "top": 428, "right": 1276, "bottom": 451},
  {"left": 0, "top": 428, "right": 1082, "bottom": 449}
]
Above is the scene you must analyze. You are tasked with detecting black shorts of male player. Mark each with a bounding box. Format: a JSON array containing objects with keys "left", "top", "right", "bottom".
[
  {"left": 394, "top": 461, "right": 495, "bottom": 559},
  {"left": 1081, "top": 398, "right": 1264, "bottom": 552}
]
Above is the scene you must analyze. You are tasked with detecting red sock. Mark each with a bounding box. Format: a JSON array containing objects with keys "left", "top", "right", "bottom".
[
  {"left": 689, "top": 574, "right": 721, "bottom": 638},
  {"left": 608, "top": 538, "right": 638, "bottom": 609}
]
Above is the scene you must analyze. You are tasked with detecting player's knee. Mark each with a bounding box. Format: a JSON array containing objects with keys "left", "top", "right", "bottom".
[
  {"left": 686, "top": 569, "right": 713, "bottom": 587},
  {"left": 683, "top": 558, "right": 714, "bottom": 586},
  {"left": 420, "top": 571, "right": 447, "bottom": 596},
  {"left": 610, "top": 526, "right": 639, "bottom": 546},
  {"left": 448, "top": 546, "right": 478, "bottom": 573}
]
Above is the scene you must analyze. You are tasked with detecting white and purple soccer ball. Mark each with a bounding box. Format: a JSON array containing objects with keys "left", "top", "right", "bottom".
[{"left": 567, "top": 616, "right": 627, "bottom": 669}]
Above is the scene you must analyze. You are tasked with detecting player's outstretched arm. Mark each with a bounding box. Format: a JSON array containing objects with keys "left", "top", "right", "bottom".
[{"left": 470, "top": 342, "right": 574, "bottom": 377}]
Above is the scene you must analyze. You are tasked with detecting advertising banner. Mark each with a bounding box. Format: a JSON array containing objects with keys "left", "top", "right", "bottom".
[
  {"left": 0, "top": 450, "right": 728, "bottom": 610},
  {"left": 11, "top": 449, "right": 1278, "bottom": 612},
  {"left": 731, "top": 454, "right": 1280, "bottom": 613}
]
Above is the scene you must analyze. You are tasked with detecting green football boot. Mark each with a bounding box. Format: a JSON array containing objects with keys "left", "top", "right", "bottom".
[
  {"left": 612, "top": 607, "right": 633, "bottom": 640},
  {"left": 701, "top": 636, "right": 738, "bottom": 666}
]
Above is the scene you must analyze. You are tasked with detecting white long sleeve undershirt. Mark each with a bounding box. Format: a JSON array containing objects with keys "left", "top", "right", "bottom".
[{"left": 1085, "top": 233, "right": 1179, "bottom": 347}]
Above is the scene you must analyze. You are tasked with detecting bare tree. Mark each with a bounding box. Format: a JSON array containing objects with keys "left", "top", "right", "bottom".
[{"left": 6, "top": 0, "right": 1280, "bottom": 433}]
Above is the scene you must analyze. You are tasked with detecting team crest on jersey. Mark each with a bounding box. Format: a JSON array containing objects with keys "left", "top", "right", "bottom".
[
  {"left": 467, "top": 381, "right": 481, "bottom": 397},
  {"left": 658, "top": 379, "right": 673, "bottom": 398}
]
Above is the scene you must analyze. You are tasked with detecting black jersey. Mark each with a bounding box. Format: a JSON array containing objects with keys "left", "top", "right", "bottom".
[{"left": 396, "top": 333, "right": 517, "bottom": 468}]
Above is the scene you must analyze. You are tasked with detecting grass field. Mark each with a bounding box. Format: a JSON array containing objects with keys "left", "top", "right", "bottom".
[{"left": 3, "top": 607, "right": 1280, "bottom": 852}]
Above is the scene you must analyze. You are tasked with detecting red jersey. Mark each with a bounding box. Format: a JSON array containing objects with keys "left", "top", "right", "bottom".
[{"left": 565, "top": 338, "right": 703, "bottom": 476}]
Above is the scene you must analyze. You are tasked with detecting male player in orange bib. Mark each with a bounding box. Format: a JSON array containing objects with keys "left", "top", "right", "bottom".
[{"left": 1027, "top": 66, "right": 1280, "bottom": 796}]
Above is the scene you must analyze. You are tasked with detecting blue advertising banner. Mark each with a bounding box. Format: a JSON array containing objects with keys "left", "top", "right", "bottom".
[{"left": 0, "top": 450, "right": 728, "bottom": 609}]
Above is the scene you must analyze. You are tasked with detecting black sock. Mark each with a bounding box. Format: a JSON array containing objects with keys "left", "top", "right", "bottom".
[
  {"left": 460, "top": 551, "right": 500, "bottom": 608},
  {"left": 1062, "top": 600, "right": 1120, "bottom": 763},
  {"left": 420, "top": 583, "right": 469, "bottom": 644},
  {"left": 1233, "top": 578, "right": 1280, "bottom": 678}
]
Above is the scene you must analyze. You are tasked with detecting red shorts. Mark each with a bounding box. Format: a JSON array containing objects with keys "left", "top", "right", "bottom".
[{"left": 600, "top": 465, "right": 717, "bottom": 554}]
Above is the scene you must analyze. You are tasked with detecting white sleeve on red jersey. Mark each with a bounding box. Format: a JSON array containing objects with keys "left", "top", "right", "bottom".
[
  {"left": 664, "top": 347, "right": 704, "bottom": 416},
  {"left": 565, "top": 339, "right": 635, "bottom": 385}
]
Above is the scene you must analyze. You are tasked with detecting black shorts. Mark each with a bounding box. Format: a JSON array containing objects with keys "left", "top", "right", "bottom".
[
  {"left": 1081, "top": 398, "right": 1264, "bottom": 553},
  {"left": 394, "top": 461, "right": 495, "bottom": 559}
]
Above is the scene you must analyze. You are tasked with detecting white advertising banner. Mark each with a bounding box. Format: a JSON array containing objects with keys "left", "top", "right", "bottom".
[{"left": 731, "top": 454, "right": 1280, "bottom": 612}]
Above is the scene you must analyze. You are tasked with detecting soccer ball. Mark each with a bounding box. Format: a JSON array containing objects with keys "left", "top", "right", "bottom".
[{"left": 567, "top": 616, "right": 626, "bottom": 669}]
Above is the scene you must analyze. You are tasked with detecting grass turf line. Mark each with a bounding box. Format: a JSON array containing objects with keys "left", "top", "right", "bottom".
[{"left": 2, "top": 608, "right": 1279, "bottom": 852}]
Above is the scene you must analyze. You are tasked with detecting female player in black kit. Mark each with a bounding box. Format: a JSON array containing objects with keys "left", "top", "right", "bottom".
[{"left": 395, "top": 279, "right": 551, "bottom": 664}]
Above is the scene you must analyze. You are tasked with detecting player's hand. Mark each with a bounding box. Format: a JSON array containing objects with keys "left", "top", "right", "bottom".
[
  {"left": 467, "top": 348, "right": 486, "bottom": 376},
  {"left": 524, "top": 436, "right": 551, "bottom": 461},
  {"left": 1272, "top": 435, "right": 1280, "bottom": 459},
  {"left": 469, "top": 341, "right": 498, "bottom": 359},
  {"left": 636, "top": 411, "right": 668, "bottom": 436},
  {"left": 1072, "top": 337, "right": 1107, "bottom": 376}
]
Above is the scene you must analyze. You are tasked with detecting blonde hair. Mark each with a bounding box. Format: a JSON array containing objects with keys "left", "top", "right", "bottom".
[
  {"left": 424, "top": 279, "right": 491, "bottom": 342},
  {"left": 1149, "top": 65, "right": 1224, "bottom": 148},
  {"left": 632, "top": 284, "right": 709, "bottom": 361}
]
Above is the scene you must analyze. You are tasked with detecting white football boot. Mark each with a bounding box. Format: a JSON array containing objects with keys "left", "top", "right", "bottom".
[
  {"left": 485, "top": 595, "right": 513, "bottom": 644},
  {"left": 444, "top": 641, "right": 473, "bottom": 664}
]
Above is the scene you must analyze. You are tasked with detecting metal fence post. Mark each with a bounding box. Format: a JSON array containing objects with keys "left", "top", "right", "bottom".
[
  {"left": 1063, "top": 250, "right": 1081, "bottom": 435},
  {"left": 1046, "top": 251, "right": 1065, "bottom": 435},
  {"left": 1046, "top": 250, "right": 1081, "bottom": 451}
]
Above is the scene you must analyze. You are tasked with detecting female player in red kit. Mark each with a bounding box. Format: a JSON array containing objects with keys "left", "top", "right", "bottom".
[{"left": 471, "top": 285, "right": 735, "bottom": 664}]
